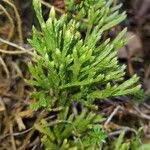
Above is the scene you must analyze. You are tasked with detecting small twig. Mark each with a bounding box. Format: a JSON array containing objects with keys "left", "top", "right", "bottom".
[
  {"left": 134, "top": 106, "right": 150, "bottom": 120},
  {"left": 142, "top": 103, "right": 150, "bottom": 111},
  {"left": 31, "top": 145, "right": 38, "bottom": 150},
  {"left": 0, "top": 48, "right": 33, "bottom": 55},
  {"left": 104, "top": 105, "right": 123, "bottom": 126},
  {"left": 0, "top": 116, "right": 56, "bottom": 139},
  {"left": 108, "top": 130, "right": 123, "bottom": 137},
  {"left": 108, "top": 126, "right": 137, "bottom": 137},
  {"left": 40, "top": 0, "right": 64, "bottom": 14},
  {"left": 13, "top": 127, "right": 33, "bottom": 136},
  {"left": 0, "top": 127, "right": 33, "bottom": 140},
  {"left": 0, "top": 38, "right": 33, "bottom": 55},
  {"left": 45, "top": 115, "right": 56, "bottom": 121},
  {"left": 0, "top": 37, "right": 27, "bottom": 52},
  {"left": 0, "top": 134, "right": 9, "bottom": 140},
  {"left": 29, "top": 137, "right": 40, "bottom": 148}
]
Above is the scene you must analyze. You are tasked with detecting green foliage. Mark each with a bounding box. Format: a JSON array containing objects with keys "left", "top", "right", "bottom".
[
  {"left": 113, "top": 129, "right": 150, "bottom": 150},
  {"left": 34, "top": 107, "right": 105, "bottom": 149},
  {"left": 88, "top": 125, "right": 106, "bottom": 146},
  {"left": 28, "top": 0, "right": 140, "bottom": 110},
  {"left": 27, "top": 0, "right": 142, "bottom": 149},
  {"left": 114, "top": 132, "right": 130, "bottom": 150},
  {"left": 137, "top": 144, "right": 150, "bottom": 150}
]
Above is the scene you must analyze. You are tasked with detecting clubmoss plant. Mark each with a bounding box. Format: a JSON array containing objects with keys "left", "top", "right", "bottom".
[{"left": 27, "top": 0, "right": 141, "bottom": 149}]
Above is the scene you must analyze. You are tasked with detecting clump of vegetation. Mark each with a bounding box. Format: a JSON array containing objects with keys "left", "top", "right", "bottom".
[
  {"left": 27, "top": 0, "right": 142, "bottom": 149},
  {"left": 112, "top": 129, "right": 150, "bottom": 150}
]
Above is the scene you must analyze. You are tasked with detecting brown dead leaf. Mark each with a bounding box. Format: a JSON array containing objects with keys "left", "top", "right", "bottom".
[{"left": 118, "top": 32, "right": 142, "bottom": 59}]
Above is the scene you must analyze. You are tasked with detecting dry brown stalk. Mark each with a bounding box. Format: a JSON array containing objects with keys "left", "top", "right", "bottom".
[
  {"left": 2, "top": 0, "right": 23, "bottom": 45},
  {"left": 0, "top": 4, "right": 14, "bottom": 49},
  {"left": 0, "top": 56, "right": 9, "bottom": 78}
]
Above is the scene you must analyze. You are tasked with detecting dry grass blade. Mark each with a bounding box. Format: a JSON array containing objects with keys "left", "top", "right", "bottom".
[
  {"left": 0, "top": 37, "right": 26, "bottom": 51},
  {"left": 0, "top": 4, "right": 14, "bottom": 49},
  {"left": 0, "top": 37, "right": 34, "bottom": 55},
  {"left": 108, "top": 126, "right": 137, "bottom": 137},
  {"left": 134, "top": 106, "right": 150, "bottom": 120},
  {"left": 0, "top": 48, "right": 33, "bottom": 55},
  {"left": 104, "top": 105, "right": 123, "bottom": 126},
  {"left": 9, "top": 123, "right": 17, "bottom": 150},
  {"left": 18, "top": 111, "right": 47, "bottom": 150},
  {"left": 0, "top": 56, "right": 9, "bottom": 78},
  {"left": 2, "top": 0, "right": 23, "bottom": 45}
]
